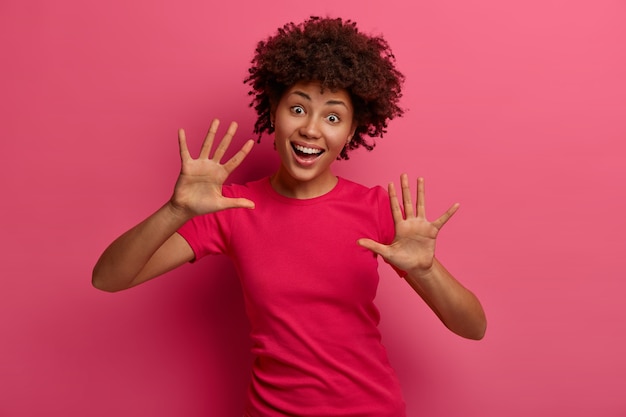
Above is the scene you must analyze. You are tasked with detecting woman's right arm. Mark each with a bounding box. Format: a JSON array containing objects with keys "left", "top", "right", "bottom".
[
  {"left": 92, "top": 119, "right": 255, "bottom": 292},
  {"left": 91, "top": 203, "right": 195, "bottom": 292}
]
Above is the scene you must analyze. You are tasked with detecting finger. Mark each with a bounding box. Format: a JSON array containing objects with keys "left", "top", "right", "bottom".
[
  {"left": 212, "top": 121, "right": 238, "bottom": 162},
  {"left": 178, "top": 129, "right": 191, "bottom": 161},
  {"left": 401, "top": 173, "right": 414, "bottom": 218},
  {"left": 388, "top": 182, "right": 404, "bottom": 224},
  {"left": 416, "top": 177, "right": 426, "bottom": 219},
  {"left": 432, "top": 203, "right": 460, "bottom": 229},
  {"left": 222, "top": 197, "right": 255, "bottom": 210},
  {"left": 357, "top": 238, "right": 389, "bottom": 257},
  {"left": 222, "top": 139, "right": 255, "bottom": 174},
  {"left": 199, "top": 119, "right": 220, "bottom": 159}
]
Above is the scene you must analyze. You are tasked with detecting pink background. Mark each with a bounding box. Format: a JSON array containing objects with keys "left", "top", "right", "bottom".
[{"left": 1, "top": 0, "right": 625, "bottom": 416}]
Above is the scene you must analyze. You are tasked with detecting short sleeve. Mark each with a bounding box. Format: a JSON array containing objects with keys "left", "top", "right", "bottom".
[
  {"left": 177, "top": 211, "right": 231, "bottom": 261},
  {"left": 375, "top": 185, "right": 395, "bottom": 245},
  {"left": 176, "top": 186, "right": 238, "bottom": 261}
]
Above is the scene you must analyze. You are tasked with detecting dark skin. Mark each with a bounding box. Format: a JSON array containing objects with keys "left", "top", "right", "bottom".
[
  {"left": 92, "top": 120, "right": 255, "bottom": 292},
  {"left": 359, "top": 175, "right": 486, "bottom": 340},
  {"left": 93, "top": 117, "right": 485, "bottom": 340}
]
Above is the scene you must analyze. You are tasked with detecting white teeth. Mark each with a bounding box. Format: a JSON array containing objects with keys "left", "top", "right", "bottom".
[{"left": 293, "top": 144, "right": 323, "bottom": 155}]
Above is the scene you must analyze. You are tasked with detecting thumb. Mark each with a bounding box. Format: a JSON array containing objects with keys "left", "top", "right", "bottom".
[
  {"left": 223, "top": 197, "right": 255, "bottom": 210},
  {"left": 357, "top": 238, "right": 388, "bottom": 257}
]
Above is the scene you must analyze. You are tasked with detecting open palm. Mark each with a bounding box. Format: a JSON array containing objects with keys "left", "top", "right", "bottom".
[
  {"left": 358, "top": 175, "right": 459, "bottom": 275},
  {"left": 171, "top": 119, "right": 255, "bottom": 217}
]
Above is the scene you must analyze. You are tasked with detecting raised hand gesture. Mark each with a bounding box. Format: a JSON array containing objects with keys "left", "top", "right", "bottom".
[
  {"left": 358, "top": 174, "right": 459, "bottom": 276},
  {"left": 170, "top": 119, "right": 255, "bottom": 218}
]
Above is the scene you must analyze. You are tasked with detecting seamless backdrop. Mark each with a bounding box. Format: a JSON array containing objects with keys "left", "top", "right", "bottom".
[{"left": 1, "top": 0, "right": 625, "bottom": 416}]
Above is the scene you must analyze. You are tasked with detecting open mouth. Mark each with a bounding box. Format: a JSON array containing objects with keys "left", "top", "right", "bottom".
[{"left": 291, "top": 143, "right": 324, "bottom": 162}]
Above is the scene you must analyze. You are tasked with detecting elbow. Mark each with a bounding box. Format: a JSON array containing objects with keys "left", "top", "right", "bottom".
[
  {"left": 92, "top": 279, "right": 125, "bottom": 293},
  {"left": 91, "top": 274, "right": 115, "bottom": 293},
  {"left": 447, "top": 312, "right": 487, "bottom": 341},
  {"left": 452, "top": 324, "right": 486, "bottom": 341},
  {"left": 91, "top": 267, "right": 125, "bottom": 293},
  {"left": 91, "top": 266, "right": 106, "bottom": 291},
  {"left": 467, "top": 321, "right": 487, "bottom": 341},
  {"left": 459, "top": 299, "right": 487, "bottom": 341},
  {"left": 461, "top": 316, "right": 487, "bottom": 341}
]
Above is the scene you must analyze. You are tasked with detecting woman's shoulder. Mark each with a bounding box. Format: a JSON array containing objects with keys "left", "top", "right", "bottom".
[
  {"left": 338, "top": 177, "right": 387, "bottom": 199},
  {"left": 223, "top": 177, "right": 270, "bottom": 198}
]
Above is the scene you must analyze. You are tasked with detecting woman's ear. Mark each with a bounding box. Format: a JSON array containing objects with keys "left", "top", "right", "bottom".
[
  {"left": 347, "top": 123, "right": 357, "bottom": 143},
  {"left": 270, "top": 108, "right": 276, "bottom": 129}
]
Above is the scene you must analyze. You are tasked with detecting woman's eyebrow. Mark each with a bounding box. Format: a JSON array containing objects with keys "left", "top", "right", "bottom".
[
  {"left": 325, "top": 99, "right": 349, "bottom": 109},
  {"left": 290, "top": 91, "right": 349, "bottom": 109},
  {"left": 291, "top": 91, "right": 311, "bottom": 101}
]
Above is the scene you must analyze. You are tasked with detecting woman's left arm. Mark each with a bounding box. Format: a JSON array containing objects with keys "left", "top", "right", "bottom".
[{"left": 358, "top": 174, "right": 486, "bottom": 340}]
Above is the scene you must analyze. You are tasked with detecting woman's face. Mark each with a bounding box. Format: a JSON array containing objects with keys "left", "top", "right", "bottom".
[{"left": 271, "top": 81, "right": 356, "bottom": 198}]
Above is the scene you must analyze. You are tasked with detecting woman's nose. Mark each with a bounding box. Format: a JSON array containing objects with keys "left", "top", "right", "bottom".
[{"left": 299, "top": 117, "right": 322, "bottom": 139}]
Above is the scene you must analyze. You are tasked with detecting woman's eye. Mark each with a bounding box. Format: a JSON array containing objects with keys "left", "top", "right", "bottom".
[
  {"left": 291, "top": 106, "right": 305, "bottom": 115},
  {"left": 326, "top": 114, "right": 340, "bottom": 123}
]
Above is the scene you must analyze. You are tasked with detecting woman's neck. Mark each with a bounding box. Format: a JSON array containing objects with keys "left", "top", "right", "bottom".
[{"left": 269, "top": 170, "right": 338, "bottom": 199}]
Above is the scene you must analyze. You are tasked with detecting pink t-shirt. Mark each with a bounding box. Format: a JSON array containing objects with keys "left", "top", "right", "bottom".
[{"left": 178, "top": 177, "right": 406, "bottom": 417}]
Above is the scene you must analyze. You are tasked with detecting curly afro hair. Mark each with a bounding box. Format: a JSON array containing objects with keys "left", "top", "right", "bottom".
[{"left": 244, "top": 16, "right": 405, "bottom": 159}]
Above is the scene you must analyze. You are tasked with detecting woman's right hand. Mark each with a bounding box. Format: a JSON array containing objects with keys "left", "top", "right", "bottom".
[{"left": 170, "top": 119, "right": 255, "bottom": 218}]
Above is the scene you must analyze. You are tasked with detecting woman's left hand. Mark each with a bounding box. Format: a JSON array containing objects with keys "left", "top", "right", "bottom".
[{"left": 358, "top": 174, "right": 459, "bottom": 276}]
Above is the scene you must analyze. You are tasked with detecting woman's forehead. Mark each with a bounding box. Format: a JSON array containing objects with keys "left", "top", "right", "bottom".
[{"left": 284, "top": 81, "right": 351, "bottom": 102}]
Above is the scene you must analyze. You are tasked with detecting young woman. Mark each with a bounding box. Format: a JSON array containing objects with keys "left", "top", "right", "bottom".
[{"left": 93, "top": 16, "right": 486, "bottom": 417}]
